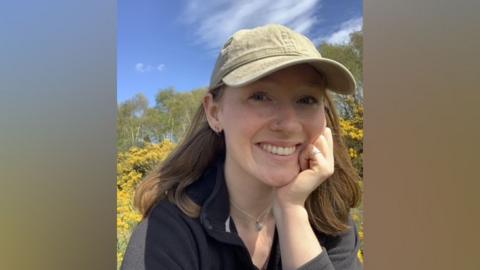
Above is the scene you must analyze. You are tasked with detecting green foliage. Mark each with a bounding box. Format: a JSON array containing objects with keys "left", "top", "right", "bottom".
[
  {"left": 155, "top": 87, "right": 207, "bottom": 141},
  {"left": 319, "top": 31, "right": 363, "bottom": 84},
  {"left": 117, "top": 93, "right": 167, "bottom": 151},
  {"left": 117, "top": 88, "right": 207, "bottom": 151}
]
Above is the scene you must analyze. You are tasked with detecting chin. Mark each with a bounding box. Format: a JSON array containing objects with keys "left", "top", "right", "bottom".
[{"left": 259, "top": 167, "right": 299, "bottom": 187}]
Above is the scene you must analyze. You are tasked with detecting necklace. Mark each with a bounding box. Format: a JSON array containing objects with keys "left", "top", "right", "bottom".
[{"left": 230, "top": 200, "right": 272, "bottom": 231}]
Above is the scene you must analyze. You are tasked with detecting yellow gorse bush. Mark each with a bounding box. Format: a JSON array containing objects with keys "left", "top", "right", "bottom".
[
  {"left": 117, "top": 140, "right": 175, "bottom": 268},
  {"left": 338, "top": 96, "right": 364, "bottom": 262},
  {"left": 338, "top": 96, "right": 364, "bottom": 178}
]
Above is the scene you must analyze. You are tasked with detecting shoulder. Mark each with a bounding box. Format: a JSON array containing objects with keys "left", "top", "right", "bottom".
[
  {"left": 318, "top": 215, "right": 363, "bottom": 270},
  {"left": 327, "top": 216, "right": 360, "bottom": 250},
  {"left": 121, "top": 200, "right": 203, "bottom": 270},
  {"left": 148, "top": 199, "right": 193, "bottom": 227},
  {"left": 145, "top": 200, "right": 198, "bottom": 238}
]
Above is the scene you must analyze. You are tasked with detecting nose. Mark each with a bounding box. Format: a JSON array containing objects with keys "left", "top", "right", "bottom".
[{"left": 269, "top": 102, "right": 302, "bottom": 133}]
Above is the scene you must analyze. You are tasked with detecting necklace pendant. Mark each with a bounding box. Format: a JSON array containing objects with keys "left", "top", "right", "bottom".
[{"left": 255, "top": 221, "right": 263, "bottom": 231}]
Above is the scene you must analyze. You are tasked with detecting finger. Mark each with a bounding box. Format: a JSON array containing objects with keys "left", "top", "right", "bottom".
[
  {"left": 309, "top": 145, "right": 324, "bottom": 166},
  {"left": 324, "top": 127, "right": 334, "bottom": 162},
  {"left": 313, "top": 132, "right": 329, "bottom": 162},
  {"left": 299, "top": 144, "right": 312, "bottom": 171}
]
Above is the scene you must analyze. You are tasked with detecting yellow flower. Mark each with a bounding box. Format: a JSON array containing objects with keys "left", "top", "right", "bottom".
[{"left": 117, "top": 141, "right": 176, "bottom": 265}]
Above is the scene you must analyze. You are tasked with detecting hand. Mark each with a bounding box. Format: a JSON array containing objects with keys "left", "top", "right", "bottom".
[{"left": 274, "top": 127, "right": 334, "bottom": 209}]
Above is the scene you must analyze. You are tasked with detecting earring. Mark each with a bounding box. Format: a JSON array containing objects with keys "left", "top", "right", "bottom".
[{"left": 212, "top": 125, "right": 222, "bottom": 134}]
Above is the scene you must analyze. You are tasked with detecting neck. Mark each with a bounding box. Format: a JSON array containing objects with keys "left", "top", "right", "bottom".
[{"left": 224, "top": 157, "right": 274, "bottom": 220}]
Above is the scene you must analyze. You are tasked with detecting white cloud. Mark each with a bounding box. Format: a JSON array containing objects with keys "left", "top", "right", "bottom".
[
  {"left": 135, "top": 63, "right": 166, "bottom": 73},
  {"left": 180, "top": 0, "right": 321, "bottom": 49},
  {"left": 135, "top": 63, "right": 150, "bottom": 72},
  {"left": 318, "top": 17, "right": 363, "bottom": 45}
]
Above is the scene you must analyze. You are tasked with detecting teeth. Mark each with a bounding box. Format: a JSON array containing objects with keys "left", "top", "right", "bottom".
[
  {"left": 267, "top": 144, "right": 273, "bottom": 152},
  {"left": 261, "top": 144, "right": 296, "bottom": 156}
]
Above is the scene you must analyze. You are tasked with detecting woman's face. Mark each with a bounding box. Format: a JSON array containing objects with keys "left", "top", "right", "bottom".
[{"left": 209, "top": 64, "right": 327, "bottom": 187}]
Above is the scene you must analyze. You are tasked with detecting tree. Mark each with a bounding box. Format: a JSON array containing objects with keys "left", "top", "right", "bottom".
[
  {"left": 117, "top": 93, "right": 168, "bottom": 151},
  {"left": 319, "top": 30, "right": 363, "bottom": 108},
  {"left": 154, "top": 87, "right": 207, "bottom": 142},
  {"left": 117, "top": 94, "right": 148, "bottom": 151}
]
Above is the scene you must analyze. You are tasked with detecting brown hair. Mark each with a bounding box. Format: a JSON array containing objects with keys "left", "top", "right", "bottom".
[{"left": 134, "top": 86, "right": 361, "bottom": 235}]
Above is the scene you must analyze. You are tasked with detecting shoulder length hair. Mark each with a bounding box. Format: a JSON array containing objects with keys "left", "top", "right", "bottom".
[{"left": 134, "top": 86, "right": 361, "bottom": 235}]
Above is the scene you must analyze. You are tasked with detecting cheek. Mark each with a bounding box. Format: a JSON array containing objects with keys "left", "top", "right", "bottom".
[
  {"left": 306, "top": 112, "right": 327, "bottom": 143},
  {"left": 220, "top": 103, "right": 266, "bottom": 133},
  {"left": 221, "top": 112, "right": 257, "bottom": 151}
]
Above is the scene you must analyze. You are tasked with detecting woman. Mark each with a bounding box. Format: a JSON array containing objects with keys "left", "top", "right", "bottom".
[{"left": 122, "top": 24, "right": 362, "bottom": 270}]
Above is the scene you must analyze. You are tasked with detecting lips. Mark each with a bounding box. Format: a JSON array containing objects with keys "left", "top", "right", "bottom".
[{"left": 259, "top": 143, "right": 297, "bottom": 156}]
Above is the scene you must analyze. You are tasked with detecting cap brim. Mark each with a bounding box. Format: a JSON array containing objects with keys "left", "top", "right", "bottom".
[{"left": 222, "top": 55, "right": 356, "bottom": 95}]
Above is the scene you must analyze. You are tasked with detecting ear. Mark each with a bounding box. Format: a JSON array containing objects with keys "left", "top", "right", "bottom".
[{"left": 203, "top": 93, "right": 222, "bottom": 133}]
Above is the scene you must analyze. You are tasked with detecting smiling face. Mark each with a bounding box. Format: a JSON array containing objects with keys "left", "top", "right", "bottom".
[{"left": 205, "top": 64, "right": 327, "bottom": 187}]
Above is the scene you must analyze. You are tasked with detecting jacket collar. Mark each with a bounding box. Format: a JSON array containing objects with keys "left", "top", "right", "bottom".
[
  {"left": 186, "top": 159, "right": 244, "bottom": 245},
  {"left": 186, "top": 160, "right": 284, "bottom": 269}
]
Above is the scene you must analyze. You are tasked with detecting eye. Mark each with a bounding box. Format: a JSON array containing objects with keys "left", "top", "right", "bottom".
[
  {"left": 297, "top": 96, "right": 319, "bottom": 105},
  {"left": 248, "top": 92, "right": 271, "bottom": 102}
]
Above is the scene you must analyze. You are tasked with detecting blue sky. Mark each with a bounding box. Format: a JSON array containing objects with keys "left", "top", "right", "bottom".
[{"left": 118, "top": 0, "right": 362, "bottom": 106}]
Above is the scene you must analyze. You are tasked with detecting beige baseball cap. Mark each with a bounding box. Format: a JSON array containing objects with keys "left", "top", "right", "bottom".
[{"left": 209, "top": 24, "right": 356, "bottom": 95}]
